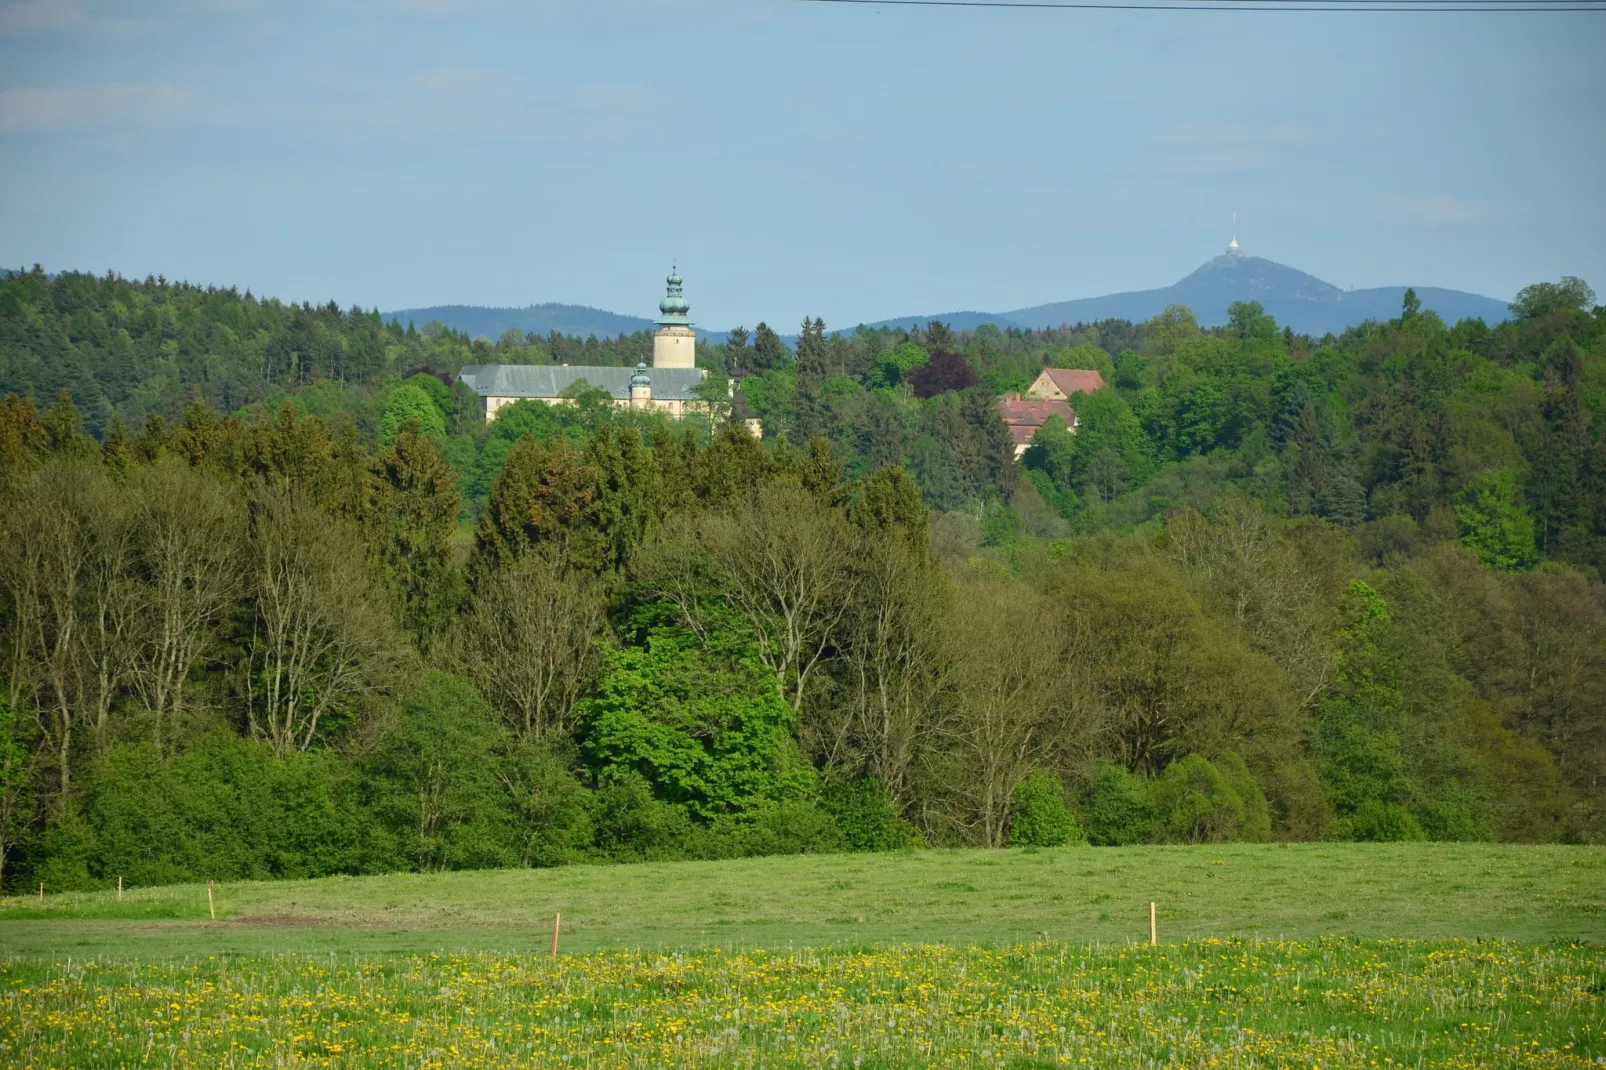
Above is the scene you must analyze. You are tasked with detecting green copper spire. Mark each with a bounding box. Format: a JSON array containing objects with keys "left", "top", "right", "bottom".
[
  {"left": 631, "top": 361, "right": 652, "bottom": 387},
  {"left": 656, "top": 267, "right": 691, "bottom": 326}
]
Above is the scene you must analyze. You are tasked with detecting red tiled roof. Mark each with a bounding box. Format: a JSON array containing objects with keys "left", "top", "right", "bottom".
[
  {"left": 1040, "top": 368, "right": 1107, "bottom": 396},
  {"left": 1007, "top": 423, "right": 1038, "bottom": 448},
  {"left": 999, "top": 394, "right": 1075, "bottom": 425},
  {"left": 998, "top": 393, "right": 1076, "bottom": 448}
]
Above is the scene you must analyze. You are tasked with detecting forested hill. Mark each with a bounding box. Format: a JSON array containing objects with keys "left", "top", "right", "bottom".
[
  {"left": 1007, "top": 255, "right": 1510, "bottom": 335},
  {"left": 0, "top": 265, "right": 1603, "bottom": 894},
  {"left": 384, "top": 302, "right": 659, "bottom": 342},
  {"left": 380, "top": 255, "right": 1506, "bottom": 341},
  {"left": 867, "top": 255, "right": 1511, "bottom": 336}
]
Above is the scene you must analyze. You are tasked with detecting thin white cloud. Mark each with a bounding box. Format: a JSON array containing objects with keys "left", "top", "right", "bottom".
[
  {"left": 173, "top": 0, "right": 264, "bottom": 11},
  {"left": 1154, "top": 121, "right": 1314, "bottom": 148},
  {"left": 564, "top": 83, "right": 650, "bottom": 113},
  {"left": 393, "top": 0, "right": 509, "bottom": 13},
  {"left": 1153, "top": 121, "right": 1314, "bottom": 174},
  {"left": 1378, "top": 193, "right": 1491, "bottom": 227},
  {"left": 0, "top": 83, "right": 194, "bottom": 134},
  {"left": 391, "top": 0, "right": 727, "bottom": 18},
  {"left": 1164, "top": 148, "right": 1273, "bottom": 175},
  {"left": 0, "top": 0, "right": 84, "bottom": 34},
  {"left": 296, "top": 73, "right": 656, "bottom": 146},
  {"left": 412, "top": 67, "right": 516, "bottom": 95}
]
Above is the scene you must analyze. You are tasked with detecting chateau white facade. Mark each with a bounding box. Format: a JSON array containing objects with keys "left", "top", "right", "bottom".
[{"left": 458, "top": 270, "right": 708, "bottom": 420}]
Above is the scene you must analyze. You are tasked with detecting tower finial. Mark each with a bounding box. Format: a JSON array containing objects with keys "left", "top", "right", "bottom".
[{"left": 658, "top": 266, "right": 690, "bottom": 325}]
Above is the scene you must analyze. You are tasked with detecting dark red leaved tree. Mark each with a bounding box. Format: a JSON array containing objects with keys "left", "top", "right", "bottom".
[{"left": 909, "top": 350, "right": 977, "bottom": 399}]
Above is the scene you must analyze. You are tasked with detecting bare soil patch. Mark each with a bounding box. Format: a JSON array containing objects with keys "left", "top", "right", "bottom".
[{"left": 229, "top": 913, "right": 344, "bottom": 928}]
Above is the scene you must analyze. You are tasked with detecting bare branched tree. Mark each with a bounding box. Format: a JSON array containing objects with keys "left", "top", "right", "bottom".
[
  {"left": 810, "top": 540, "right": 951, "bottom": 809},
  {"left": 243, "top": 485, "right": 400, "bottom": 756},
  {"left": 0, "top": 470, "right": 83, "bottom": 799},
  {"left": 0, "top": 461, "right": 136, "bottom": 797},
  {"left": 638, "top": 483, "right": 859, "bottom": 714},
  {"left": 129, "top": 460, "right": 243, "bottom": 754},
  {"left": 1165, "top": 498, "right": 1344, "bottom": 709},
  {"left": 461, "top": 556, "right": 606, "bottom": 740},
  {"left": 923, "top": 572, "right": 1072, "bottom": 847},
  {"left": 77, "top": 476, "right": 139, "bottom": 755}
]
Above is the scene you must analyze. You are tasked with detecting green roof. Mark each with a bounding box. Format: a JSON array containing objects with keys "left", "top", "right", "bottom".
[
  {"left": 458, "top": 363, "right": 707, "bottom": 401},
  {"left": 656, "top": 269, "right": 691, "bottom": 327}
]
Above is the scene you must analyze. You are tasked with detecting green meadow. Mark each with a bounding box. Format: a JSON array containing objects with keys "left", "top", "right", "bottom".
[
  {"left": 2, "top": 844, "right": 1604, "bottom": 1067},
  {"left": 2, "top": 843, "right": 1604, "bottom": 959}
]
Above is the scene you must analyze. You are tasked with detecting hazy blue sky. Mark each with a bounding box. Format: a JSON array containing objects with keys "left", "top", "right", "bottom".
[{"left": 2, "top": 0, "right": 1602, "bottom": 329}]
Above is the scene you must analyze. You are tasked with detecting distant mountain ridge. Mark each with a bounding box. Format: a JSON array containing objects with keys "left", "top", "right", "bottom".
[
  {"left": 866, "top": 254, "right": 1509, "bottom": 337},
  {"left": 384, "top": 253, "right": 1510, "bottom": 343},
  {"left": 384, "top": 302, "right": 659, "bottom": 340}
]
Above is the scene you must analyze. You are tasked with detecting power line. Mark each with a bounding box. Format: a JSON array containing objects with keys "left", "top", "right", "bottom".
[
  {"left": 795, "top": 0, "right": 1606, "bottom": 7},
  {"left": 794, "top": 0, "right": 1606, "bottom": 12}
]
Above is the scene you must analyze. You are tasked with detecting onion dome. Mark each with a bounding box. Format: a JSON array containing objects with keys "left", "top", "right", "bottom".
[
  {"left": 631, "top": 362, "right": 652, "bottom": 388},
  {"left": 656, "top": 267, "right": 691, "bottom": 326}
]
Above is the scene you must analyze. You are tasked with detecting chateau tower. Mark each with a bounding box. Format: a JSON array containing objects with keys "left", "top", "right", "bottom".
[
  {"left": 630, "top": 362, "right": 652, "bottom": 409},
  {"left": 652, "top": 268, "right": 695, "bottom": 369}
]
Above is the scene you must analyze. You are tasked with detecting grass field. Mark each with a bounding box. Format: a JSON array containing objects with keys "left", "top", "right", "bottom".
[{"left": 2, "top": 844, "right": 1604, "bottom": 1067}]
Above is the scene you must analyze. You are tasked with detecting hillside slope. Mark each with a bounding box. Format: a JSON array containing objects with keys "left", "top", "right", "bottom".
[
  {"left": 387, "top": 257, "right": 1510, "bottom": 342},
  {"left": 853, "top": 255, "right": 1510, "bottom": 336},
  {"left": 1004, "top": 255, "right": 1510, "bottom": 334},
  {"left": 384, "top": 302, "right": 658, "bottom": 340}
]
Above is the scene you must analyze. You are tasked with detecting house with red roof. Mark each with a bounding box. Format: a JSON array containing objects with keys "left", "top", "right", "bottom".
[
  {"left": 1028, "top": 368, "right": 1107, "bottom": 403},
  {"left": 996, "top": 367, "right": 1108, "bottom": 459}
]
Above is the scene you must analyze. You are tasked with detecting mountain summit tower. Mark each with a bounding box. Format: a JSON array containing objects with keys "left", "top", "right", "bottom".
[{"left": 653, "top": 268, "right": 695, "bottom": 369}]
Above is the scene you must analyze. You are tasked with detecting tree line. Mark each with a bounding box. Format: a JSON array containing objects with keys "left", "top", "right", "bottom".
[
  {"left": 0, "top": 268, "right": 1602, "bottom": 890},
  {"left": 12, "top": 266, "right": 1600, "bottom": 575}
]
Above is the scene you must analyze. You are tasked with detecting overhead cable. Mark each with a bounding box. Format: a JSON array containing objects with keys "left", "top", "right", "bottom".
[{"left": 794, "top": 0, "right": 1606, "bottom": 13}]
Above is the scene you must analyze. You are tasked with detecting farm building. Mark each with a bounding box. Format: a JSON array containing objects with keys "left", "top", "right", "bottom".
[
  {"left": 997, "top": 367, "right": 1108, "bottom": 459},
  {"left": 1028, "top": 367, "right": 1106, "bottom": 403}
]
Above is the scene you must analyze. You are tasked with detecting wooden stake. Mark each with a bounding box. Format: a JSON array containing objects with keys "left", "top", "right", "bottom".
[
  {"left": 1149, "top": 901, "right": 1158, "bottom": 946},
  {"left": 551, "top": 911, "right": 561, "bottom": 957},
  {"left": 39, "top": 882, "right": 44, "bottom": 903},
  {"left": 117, "top": 875, "right": 123, "bottom": 901},
  {"left": 208, "top": 882, "right": 215, "bottom": 920}
]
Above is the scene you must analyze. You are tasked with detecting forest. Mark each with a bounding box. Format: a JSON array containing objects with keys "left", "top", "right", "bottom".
[{"left": 0, "top": 265, "right": 1602, "bottom": 891}]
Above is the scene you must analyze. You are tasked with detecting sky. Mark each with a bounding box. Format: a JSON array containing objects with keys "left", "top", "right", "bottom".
[{"left": 1, "top": 0, "right": 1603, "bottom": 330}]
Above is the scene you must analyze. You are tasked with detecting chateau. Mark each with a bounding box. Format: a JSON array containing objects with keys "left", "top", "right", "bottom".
[{"left": 458, "top": 270, "right": 709, "bottom": 420}]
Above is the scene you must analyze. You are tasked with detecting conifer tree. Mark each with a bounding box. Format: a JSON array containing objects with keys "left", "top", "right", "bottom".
[
  {"left": 474, "top": 436, "right": 601, "bottom": 577},
  {"left": 791, "top": 317, "right": 830, "bottom": 444},
  {"left": 751, "top": 322, "right": 790, "bottom": 373},
  {"left": 369, "top": 430, "right": 464, "bottom": 650},
  {"left": 723, "top": 326, "right": 751, "bottom": 378}
]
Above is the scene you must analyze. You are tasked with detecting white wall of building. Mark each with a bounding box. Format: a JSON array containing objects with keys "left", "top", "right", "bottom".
[
  {"left": 653, "top": 327, "right": 696, "bottom": 369},
  {"left": 485, "top": 394, "right": 698, "bottom": 420}
]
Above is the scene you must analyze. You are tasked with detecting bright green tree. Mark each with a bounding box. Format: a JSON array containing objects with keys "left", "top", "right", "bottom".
[
  {"left": 867, "top": 341, "right": 930, "bottom": 389},
  {"left": 380, "top": 383, "right": 447, "bottom": 442},
  {"left": 1007, "top": 771, "right": 1084, "bottom": 847},
  {"left": 1455, "top": 471, "right": 1538, "bottom": 571},
  {"left": 579, "top": 609, "right": 815, "bottom": 820},
  {"left": 405, "top": 372, "right": 452, "bottom": 419},
  {"left": 369, "top": 673, "right": 516, "bottom": 873}
]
